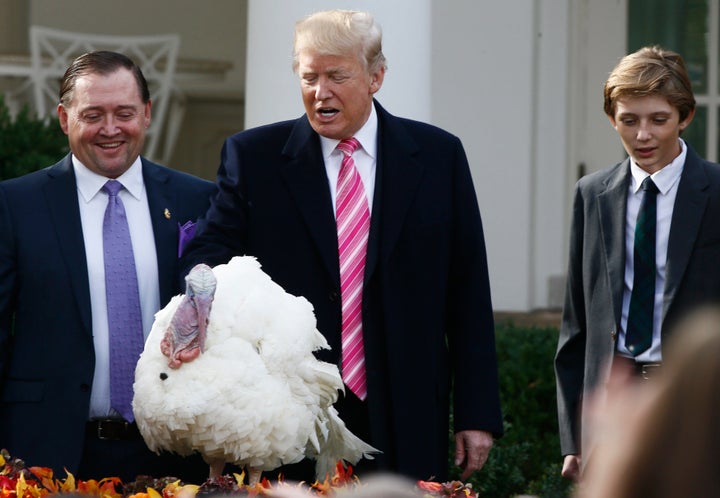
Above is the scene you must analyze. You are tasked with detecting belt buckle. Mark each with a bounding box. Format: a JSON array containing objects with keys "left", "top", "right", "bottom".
[
  {"left": 96, "top": 419, "right": 127, "bottom": 440},
  {"left": 640, "top": 363, "right": 661, "bottom": 380}
]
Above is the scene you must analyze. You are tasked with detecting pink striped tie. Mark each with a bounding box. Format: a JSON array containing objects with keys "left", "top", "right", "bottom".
[{"left": 336, "top": 137, "right": 369, "bottom": 401}]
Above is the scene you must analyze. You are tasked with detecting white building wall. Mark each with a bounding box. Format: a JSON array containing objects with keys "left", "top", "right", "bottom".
[
  {"left": 245, "top": 0, "right": 433, "bottom": 128},
  {"left": 431, "top": 0, "right": 553, "bottom": 311},
  {"left": 532, "top": 0, "right": 572, "bottom": 309},
  {"left": 246, "top": 0, "right": 571, "bottom": 311},
  {"left": 568, "top": 0, "right": 628, "bottom": 178}
]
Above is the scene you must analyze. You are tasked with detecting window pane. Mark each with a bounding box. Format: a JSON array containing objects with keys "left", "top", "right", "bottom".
[
  {"left": 685, "top": 105, "right": 707, "bottom": 154},
  {"left": 628, "top": 0, "right": 709, "bottom": 93}
]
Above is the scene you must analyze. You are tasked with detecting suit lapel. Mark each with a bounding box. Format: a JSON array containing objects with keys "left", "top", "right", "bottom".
[
  {"left": 142, "top": 159, "right": 176, "bottom": 305},
  {"left": 277, "top": 104, "right": 425, "bottom": 285},
  {"left": 279, "top": 118, "right": 340, "bottom": 282},
  {"left": 663, "top": 147, "right": 710, "bottom": 322},
  {"left": 43, "top": 156, "right": 92, "bottom": 335},
  {"left": 597, "top": 161, "right": 631, "bottom": 328},
  {"left": 367, "top": 103, "right": 424, "bottom": 281}
]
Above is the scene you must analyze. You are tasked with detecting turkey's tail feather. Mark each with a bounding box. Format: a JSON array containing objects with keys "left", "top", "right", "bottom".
[{"left": 313, "top": 406, "right": 381, "bottom": 481}]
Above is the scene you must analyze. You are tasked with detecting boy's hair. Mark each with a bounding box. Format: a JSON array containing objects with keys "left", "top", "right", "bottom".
[{"left": 603, "top": 46, "right": 695, "bottom": 121}]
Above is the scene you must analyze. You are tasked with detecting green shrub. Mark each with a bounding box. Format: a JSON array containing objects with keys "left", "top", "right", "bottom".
[
  {"left": 0, "top": 95, "right": 68, "bottom": 181},
  {"left": 449, "top": 322, "right": 574, "bottom": 498}
]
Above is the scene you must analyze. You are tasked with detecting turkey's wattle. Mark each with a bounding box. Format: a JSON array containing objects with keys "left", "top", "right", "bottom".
[{"left": 160, "top": 263, "right": 216, "bottom": 368}]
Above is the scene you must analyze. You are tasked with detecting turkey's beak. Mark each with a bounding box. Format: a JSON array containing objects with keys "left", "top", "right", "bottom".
[{"left": 193, "top": 293, "right": 214, "bottom": 353}]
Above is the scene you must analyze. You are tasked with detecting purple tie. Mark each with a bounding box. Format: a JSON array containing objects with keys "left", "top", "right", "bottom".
[{"left": 103, "top": 180, "right": 144, "bottom": 422}]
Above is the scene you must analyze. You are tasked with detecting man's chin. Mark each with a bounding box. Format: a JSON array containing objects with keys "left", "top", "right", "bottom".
[
  {"left": 309, "top": 120, "right": 347, "bottom": 140},
  {"left": 91, "top": 157, "right": 135, "bottom": 178}
]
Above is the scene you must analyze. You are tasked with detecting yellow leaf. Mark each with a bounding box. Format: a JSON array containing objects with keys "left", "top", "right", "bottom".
[
  {"left": 160, "top": 479, "right": 181, "bottom": 498},
  {"left": 60, "top": 470, "right": 77, "bottom": 492},
  {"left": 148, "top": 486, "right": 163, "bottom": 498}
]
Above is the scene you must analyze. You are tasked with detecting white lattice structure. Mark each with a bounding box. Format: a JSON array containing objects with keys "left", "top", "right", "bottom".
[{"left": 29, "top": 26, "right": 182, "bottom": 163}]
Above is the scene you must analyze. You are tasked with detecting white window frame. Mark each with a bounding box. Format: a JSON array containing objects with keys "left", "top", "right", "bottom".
[{"left": 693, "top": 0, "right": 719, "bottom": 161}]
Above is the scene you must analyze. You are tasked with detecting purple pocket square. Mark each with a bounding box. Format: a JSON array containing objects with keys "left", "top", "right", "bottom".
[{"left": 178, "top": 220, "right": 197, "bottom": 257}]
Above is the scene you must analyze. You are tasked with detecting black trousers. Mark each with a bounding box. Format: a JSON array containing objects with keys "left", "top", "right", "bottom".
[{"left": 78, "top": 432, "right": 208, "bottom": 484}]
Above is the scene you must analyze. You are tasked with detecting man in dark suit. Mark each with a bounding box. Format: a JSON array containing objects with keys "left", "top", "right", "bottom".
[
  {"left": 181, "top": 9, "right": 502, "bottom": 482},
  {"left": 555, "top": 46, "right": 720, "bottom": 480},
  {"left": 0, "top": 51, "right": 215, "bottom": 482}
]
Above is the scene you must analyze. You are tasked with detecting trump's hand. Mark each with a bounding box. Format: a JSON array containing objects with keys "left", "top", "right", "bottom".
[{"left": 454, "top": 430, "right": 493, "bottom": 480}]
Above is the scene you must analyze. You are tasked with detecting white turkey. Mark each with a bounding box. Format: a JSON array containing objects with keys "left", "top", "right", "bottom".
[{"left": 132, "top": 256, "right": 378, "bottom": 485}]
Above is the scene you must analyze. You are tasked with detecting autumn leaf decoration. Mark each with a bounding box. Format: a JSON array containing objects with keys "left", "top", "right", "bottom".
[{"left": 1, "top": 449, "right": 477, "bottom": 497}]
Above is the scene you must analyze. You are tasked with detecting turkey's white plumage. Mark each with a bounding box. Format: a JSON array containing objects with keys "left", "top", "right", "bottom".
[{"left": 132, "top": 256, "right": 377, "bottom": 482}]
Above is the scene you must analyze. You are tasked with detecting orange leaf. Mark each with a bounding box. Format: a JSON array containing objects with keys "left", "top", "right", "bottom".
[{"left": 417, "top": 480, "right": 444, "bottom": 492}]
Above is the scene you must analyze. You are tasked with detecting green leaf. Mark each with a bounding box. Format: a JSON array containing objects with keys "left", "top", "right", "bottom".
[{"left": 0, "top": 95, "right": 69, "bottom": 180}]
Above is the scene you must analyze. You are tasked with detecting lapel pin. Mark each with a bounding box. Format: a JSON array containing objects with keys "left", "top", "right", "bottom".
[{"left": 164, "top": 208, "right": 171, "bottom": 219}]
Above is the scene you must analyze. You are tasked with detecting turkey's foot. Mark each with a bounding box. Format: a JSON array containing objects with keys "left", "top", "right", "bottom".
[
  {"left": 208, "top": 461, "right": 225, "bottom": 478},
  {"left": 248, "top": 467, "right": 262, "bottom": 486}
]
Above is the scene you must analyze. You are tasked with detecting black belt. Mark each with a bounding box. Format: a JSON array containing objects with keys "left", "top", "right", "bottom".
[
  {"left": 634, "top": 362, "right": 662, "bottom": 380},
  {"left": 86, "top": 419, "right": 142, "bottom": 441}
]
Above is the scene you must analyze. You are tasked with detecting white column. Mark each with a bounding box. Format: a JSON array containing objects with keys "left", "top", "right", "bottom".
[
  {"left": 431, "top": 0, "right": 549, "bottom": 310},
  {"left": 245, "top": 0, "right": 432, "bottom": 128},
  {"left": 246, "top": 0, "right": 578, "bottom": 312}
]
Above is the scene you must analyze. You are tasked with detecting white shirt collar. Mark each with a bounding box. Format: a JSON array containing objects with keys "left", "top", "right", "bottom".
[
  {"left": 630, "top": 139, "right": 686, "bottom": 195},
  {"left": 319, "top": 103, "right": 378, "bottom": 160},
  {"left": 73, "top": 155, "right": 144, "bottom": 203}
]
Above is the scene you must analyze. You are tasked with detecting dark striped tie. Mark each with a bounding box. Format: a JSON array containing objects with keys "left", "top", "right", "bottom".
[{"left": 626, "top": 176, "right": 659, "bottom": 356}]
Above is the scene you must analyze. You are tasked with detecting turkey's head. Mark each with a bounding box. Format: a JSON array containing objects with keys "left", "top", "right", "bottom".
[{"left": 160, "top": 263, "right": 217, "bottom": 369}]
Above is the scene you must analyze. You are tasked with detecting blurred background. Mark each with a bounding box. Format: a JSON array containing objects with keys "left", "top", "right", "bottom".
[{"left": 0, "top": 0, "right": 716, "bottom": 313}]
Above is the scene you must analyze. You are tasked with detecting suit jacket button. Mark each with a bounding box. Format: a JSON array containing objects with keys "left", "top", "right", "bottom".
[
  {"left": 610, "top": 330, "right": 617, "bottom": 341},
  {"left": 80, "top": 383, "right": 90, "bottom": 392},
  {"left": 329, "top": 291, "right": 339, "bottom": 302}
]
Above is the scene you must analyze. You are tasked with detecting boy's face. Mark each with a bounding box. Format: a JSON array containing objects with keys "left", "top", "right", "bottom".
[{"left": 609, "top": 94, "right": 694, "bottom": 174}]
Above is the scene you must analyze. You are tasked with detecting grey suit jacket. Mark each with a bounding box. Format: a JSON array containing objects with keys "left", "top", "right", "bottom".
[{"left": 555, "top": 144, "right": 720, "bottom": 456}]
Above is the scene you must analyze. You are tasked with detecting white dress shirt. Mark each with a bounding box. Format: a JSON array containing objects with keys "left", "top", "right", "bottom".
[
  {"left": 73, "top": 156, "right": 160, "bottom": 418},
  {"left": 320, "top": 104, "right": 378, "bottom": 216},
  {"left": 618, "top": 139, "right": 687, "bottom": 362}
]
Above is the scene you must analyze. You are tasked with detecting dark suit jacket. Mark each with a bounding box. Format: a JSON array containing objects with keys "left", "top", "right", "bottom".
[
  {"left": 181, "top": 101, "right": 503, "bottom": 480},
  {"left": 0, "top": 154, "right": 215, "bottom": 474},
  {"left": 555, "top": 144, "right": 720, "bottom": 456}
]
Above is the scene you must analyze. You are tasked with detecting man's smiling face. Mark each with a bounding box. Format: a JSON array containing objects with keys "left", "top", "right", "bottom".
[{"left": 58, "top": 67, "right": 151, "bottom": 178}]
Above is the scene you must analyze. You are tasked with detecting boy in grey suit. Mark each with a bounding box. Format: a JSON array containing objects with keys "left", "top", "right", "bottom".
[{"left": 556, "top": 45, "right": 720, "bottom": 480}]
